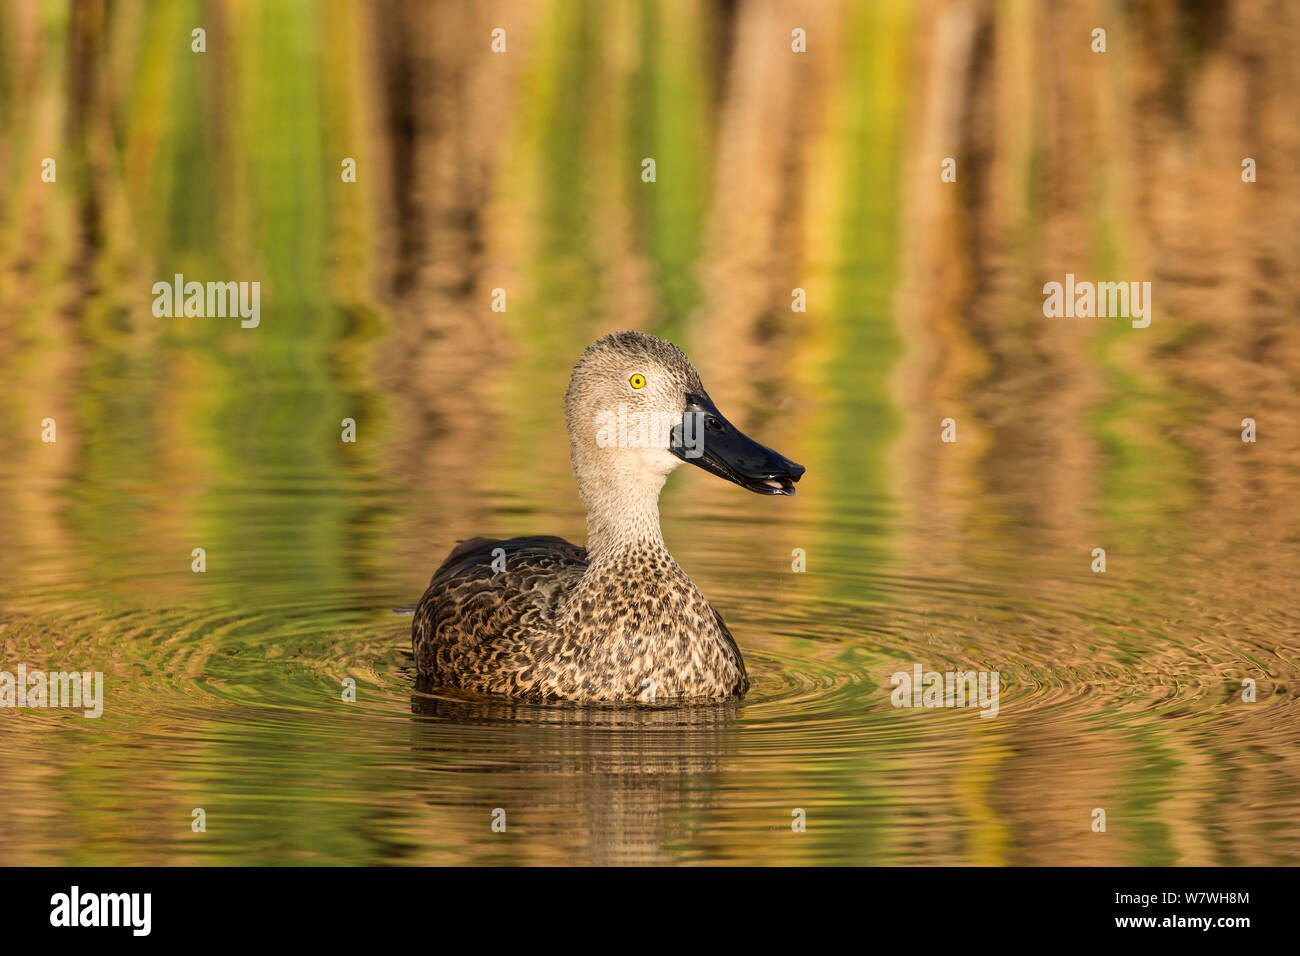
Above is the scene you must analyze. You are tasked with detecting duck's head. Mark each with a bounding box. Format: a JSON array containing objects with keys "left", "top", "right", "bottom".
[{"left": 564, "top": 331, "right": 805, "bottom": 500}]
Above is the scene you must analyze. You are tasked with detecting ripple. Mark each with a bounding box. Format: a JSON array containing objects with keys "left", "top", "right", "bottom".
[{"left": 3, "top": 531, "right": 1299, "bottom": 865}]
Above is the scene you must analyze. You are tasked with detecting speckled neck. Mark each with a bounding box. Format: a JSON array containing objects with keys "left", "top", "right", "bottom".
[{"left": 577, "top": 464, "right": 670, "bottom": 564}]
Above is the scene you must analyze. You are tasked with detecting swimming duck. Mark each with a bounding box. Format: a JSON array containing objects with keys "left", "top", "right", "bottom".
[{"left": 412, "top": 331, "right": 804, "bottom": 702}]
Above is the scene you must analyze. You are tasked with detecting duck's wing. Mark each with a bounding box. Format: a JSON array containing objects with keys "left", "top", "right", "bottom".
[
  {"left": 411, "top": 535, "right": 588, "bottom": 688},
  {"left": 425, "top": 535, "right": 586, "bottom": 586},
  {"left": 708, "top": 604, "right": 750, "bottom": 695}
]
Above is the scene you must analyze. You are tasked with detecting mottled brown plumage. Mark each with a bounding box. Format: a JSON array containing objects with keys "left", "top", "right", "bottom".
[{"left": 412, "top": 331, "right": 803, "bottom": 702}]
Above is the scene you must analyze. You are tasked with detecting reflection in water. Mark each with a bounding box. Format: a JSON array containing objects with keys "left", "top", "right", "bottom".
[
  {"left": 1, "top": 1, "right": 1298, "bottom": 865},
  {"left": 410, "top": 686, "right": 737, "bottom": 866}
]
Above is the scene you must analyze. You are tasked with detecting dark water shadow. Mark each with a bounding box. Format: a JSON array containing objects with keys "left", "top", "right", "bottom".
[{"left": 406, "top": 683, "right": 741, "bottom": 864}]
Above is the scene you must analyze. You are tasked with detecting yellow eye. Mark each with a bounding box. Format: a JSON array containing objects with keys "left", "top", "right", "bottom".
[{"left": 629, "top": 373, "right": 646, "bottom": 389}]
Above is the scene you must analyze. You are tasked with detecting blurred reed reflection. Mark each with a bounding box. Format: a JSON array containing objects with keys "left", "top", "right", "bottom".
[{"left": 0, "top": 0, "right": 1297, "bottom": 865}]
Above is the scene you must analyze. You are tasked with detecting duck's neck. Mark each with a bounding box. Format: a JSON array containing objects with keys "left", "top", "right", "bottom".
[
  {"left": 562, "top": 460, "right": 713, "bottom": 644},
  {"left": 578, "top": 466, "right": 670, "bottom": 564}
]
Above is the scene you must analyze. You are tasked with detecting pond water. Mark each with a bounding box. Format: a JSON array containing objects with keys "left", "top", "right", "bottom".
[{"left": 1, "top": 0, "right": 1298, "bottom": 865}]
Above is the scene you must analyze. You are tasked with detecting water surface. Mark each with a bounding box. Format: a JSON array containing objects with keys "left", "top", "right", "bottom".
[{"left": 1, "top": 0, "right": 1298, "bottom": 865}]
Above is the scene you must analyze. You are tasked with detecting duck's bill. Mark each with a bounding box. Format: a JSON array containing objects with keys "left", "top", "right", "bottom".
[{"left": 670, "top": 393, "right": 805, "bottom": 496}]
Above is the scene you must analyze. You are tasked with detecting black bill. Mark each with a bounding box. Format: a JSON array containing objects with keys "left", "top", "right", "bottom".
[{"left": 669, "top": 392, "right": 805, "bottom": 495}]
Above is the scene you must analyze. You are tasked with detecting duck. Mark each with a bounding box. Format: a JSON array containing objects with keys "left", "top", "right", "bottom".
[{"left": 412, "top": 330, "right": 804, "bottom": 702}]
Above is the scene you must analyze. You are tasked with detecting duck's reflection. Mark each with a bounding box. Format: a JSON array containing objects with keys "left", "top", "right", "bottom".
[{"left": 410, "top": 683, "right": 738, "bottom": 865}]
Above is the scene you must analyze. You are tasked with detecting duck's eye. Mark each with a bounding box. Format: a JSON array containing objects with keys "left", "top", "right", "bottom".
[{"left": 629, "top": 373, "right": 646, "bottom": 389}]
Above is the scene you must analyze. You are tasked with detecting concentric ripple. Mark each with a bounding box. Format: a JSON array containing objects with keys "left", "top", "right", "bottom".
[{"left": 2, "top": 488, "right": 1299, "bottom": 866}]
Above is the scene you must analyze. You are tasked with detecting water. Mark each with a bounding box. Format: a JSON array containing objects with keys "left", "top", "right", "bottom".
[
  {"left": 2, "top": 0, "right": 1299, "bottom": 866},
  {"left": 3, "top": 368, "right": 1296, "bottom": 865}
]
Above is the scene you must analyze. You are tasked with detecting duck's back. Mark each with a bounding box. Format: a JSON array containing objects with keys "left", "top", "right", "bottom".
[
  {"left": 411, "top": 534, "right": 748, "bottom": 701},
  {"left": 412, "top": 535, "right": 588, "bottom": 696}
]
